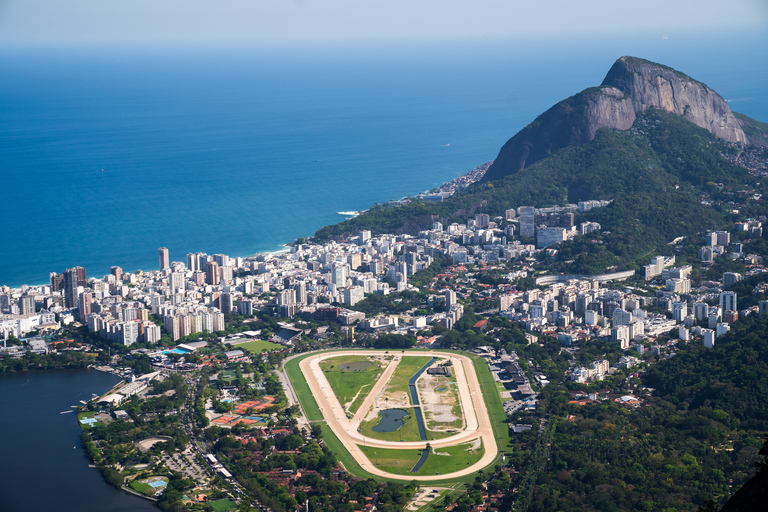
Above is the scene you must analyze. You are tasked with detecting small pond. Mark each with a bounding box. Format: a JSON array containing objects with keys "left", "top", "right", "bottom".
[
  {"left": 372, "top": 408, "right": 408, "bottom": 433},
  {"left": 337, "top": 361, "right": 373, "bottom": 372},
  {"left": 435, "top": 387, "right": 448, "bottom": 392}
]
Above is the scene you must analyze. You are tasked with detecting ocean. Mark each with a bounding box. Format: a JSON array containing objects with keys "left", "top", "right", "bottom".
[{"left": 2, "top": 32, "right": 767, "bottom": 288}]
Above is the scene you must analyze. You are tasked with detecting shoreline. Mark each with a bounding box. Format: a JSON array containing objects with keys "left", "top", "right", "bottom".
[{"left": 1, "top": 163, "right": 487, "bottom": 291}]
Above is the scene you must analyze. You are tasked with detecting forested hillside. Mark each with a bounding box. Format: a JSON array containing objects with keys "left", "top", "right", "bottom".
[
  {"left": 511, "top": 316, "right": 768, "bottom": 512},
  {"left": 316, "top": 109, "right": 758, "bottom": 270}
]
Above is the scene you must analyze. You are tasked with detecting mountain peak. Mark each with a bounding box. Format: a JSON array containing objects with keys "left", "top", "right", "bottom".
[
  {"left": 601, "top": 56, "right": 745, "bottom": 143},
  {"left": 482, "top": 56, "right": 752, "bottom": 182}
]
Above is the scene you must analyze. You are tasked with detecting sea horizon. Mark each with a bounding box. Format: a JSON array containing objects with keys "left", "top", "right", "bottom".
[{"left": 2, "top": 32, "right": 767, "bottom": 289}]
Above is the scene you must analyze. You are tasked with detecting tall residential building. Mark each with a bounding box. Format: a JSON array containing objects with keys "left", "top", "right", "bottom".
[
  {"left": 159, "top": 247, "right": 170, "bottom": 271},
  {"left": 343, "top": 286, "right": 365, "bottom": 307},
  {"left": 475, "top": 214, "right": 490, "bottom": 229},
  {"left": 331, "top": 263, "right": 348, "bottom": 287},
  {"left": 519, "top": 206, "right": 536, "bottom": 238},
  {"left": 212, "top": 254, "right": 230, "bottom": 267},
  {"left": 206, "top": 261, "right": 220, "bottom": 285},
  {"left": 292, "top": 281, "right": 307, "bottom": 305},
  {"left": 220, "top": 292, "right": 234, "bottom": 314},
  {"left": 18, "top": 296, "right": 36, "bottom": 315},
  {"left": 537, "top": 227, "right": 566, "bottom": 249},
  {"left": 612, "top": 308, "right": 632, "bottom": 326},
  {"left": 715, "top": 231, "right": 730, "bottom": 246},
  {"left": 196, "top": 253, "right": 209, "bottom": 272},
  {"left": 693, "top": 302, "right": 709, "bottom": 322},
  {"left": 78, "top": 292, "right": 92, "bottom": 323},
  {"left": 720, "top": 291, "right": 737, "bottom": 313},
  {"left": 170, "top": 272, "right": 185, "bottom": 293},
  {"left": 73, "top": 266, "right": 87, "bottom": 287},
  {"left": 63, "top": 267, "right": 81, "bottom": 308},
  {"left": 186, "top": 253, "right": 198, "bottom": 272},
  {"left": 50, "top": 272, "right": 63, "bottom": 292},
  {"left": 445, "top": 289, "right": 457, "bottom": 308},
  {"left": 722, "top": 272, "right": 742, "bottom": 288},
  {"left": 110, "top": 266, "right": 123, "bottom": 281}
]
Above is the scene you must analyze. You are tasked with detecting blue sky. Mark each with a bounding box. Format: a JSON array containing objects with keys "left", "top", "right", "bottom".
[{"left": 0, "top": 0, "right": 766, "bottom": 46}]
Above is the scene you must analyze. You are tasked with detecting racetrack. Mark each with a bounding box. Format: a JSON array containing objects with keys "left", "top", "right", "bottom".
[{"left": 297, "top": 350, "right": 498, "bottom": 481}]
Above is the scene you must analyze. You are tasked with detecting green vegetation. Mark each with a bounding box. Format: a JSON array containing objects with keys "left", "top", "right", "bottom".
[
  {"left": 319, "top": 355, "right": 385, "bottom": 415},
  {"left": 358, "top": 440, "right": 484, "bottom": 476},
  {"left": 79, "top": 374, "right": 191, "bottom": 468},
  {"left": 511, "top": 314, "right": 768, "bottom": 511},
  {"left": 357, "top": 445, "right": 423, "bottom": 474},
  {"left": 99, "top": 466, "right": 124, "bottom": 489},
  {"left": 470, "top": 353, "right": 512, "bottom": 457},
  {"left": 209, "top": 498, "right": 238, "bottom": 512},
  {"left": 236, "top": 339, "right": 284, "bottom": 354},
  {"left": 284, "top": 354, "right": 325, "bottom": 423},
  {"left": 417, "top": 441, "right": 484, "bottom": 476}
]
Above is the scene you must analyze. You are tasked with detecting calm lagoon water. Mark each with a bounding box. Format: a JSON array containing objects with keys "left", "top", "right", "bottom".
[{"left": 0, "top": 369, "right": 157, "bottom": 511}]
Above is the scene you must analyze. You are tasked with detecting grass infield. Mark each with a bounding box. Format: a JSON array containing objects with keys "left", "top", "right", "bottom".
[{"left": 319, "top": 355, "right": 385, "bottom": 416}]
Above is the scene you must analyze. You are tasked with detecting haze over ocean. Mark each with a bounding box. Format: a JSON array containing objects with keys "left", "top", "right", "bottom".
[{"left": 2, "top": 33, "right": 766, "bottom": 288}]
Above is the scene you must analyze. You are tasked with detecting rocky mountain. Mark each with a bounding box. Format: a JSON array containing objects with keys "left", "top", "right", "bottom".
[{"left": 482, "top": 56, "right": 765, "bottom": 182}]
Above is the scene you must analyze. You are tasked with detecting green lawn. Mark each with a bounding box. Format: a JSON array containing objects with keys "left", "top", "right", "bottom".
[
  {"left": 236, "top": 339, "right": 284, "bottom": 354},
  {"left": 357, "top": 440, "right": 483, "bottom": 476},
  {"left": 469, "top": 354, "right": 512, "bottom": 455},
  {"left": 284, "top": 353, "right": 324, "bottom": 422},
  {"left": 415, "top": 440, "right": 484, "bottom": 476},
  {"left": 319, "top": 355, "right": 385, "bottom": 415},
  {"left": 357, "top": 444, "right": 423, "bottom": 474},
  {"left": 209, "top": 498, "right": 238, "bottom": 512}
]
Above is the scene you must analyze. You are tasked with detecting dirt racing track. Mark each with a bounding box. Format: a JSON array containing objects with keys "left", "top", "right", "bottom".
[{"left": 298, "top": 350, "right": 498, "bottom": 481}]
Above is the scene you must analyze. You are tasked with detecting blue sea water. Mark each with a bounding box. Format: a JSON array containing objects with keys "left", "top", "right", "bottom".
[{"left": 1, "top": 32, "right": 767, "bottom": 288}]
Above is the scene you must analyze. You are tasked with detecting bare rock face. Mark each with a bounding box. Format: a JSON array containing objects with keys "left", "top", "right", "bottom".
[
  {"left": 482, "top": 56, "right": 749, "bottom": 182},
  {"left": 602, "top": 56, "right": 747, "bottom": 144}
]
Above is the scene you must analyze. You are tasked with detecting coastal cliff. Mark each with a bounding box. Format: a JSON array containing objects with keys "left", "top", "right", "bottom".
[{"left": 483, "top": 56, "right": 759, "bottom": 182}]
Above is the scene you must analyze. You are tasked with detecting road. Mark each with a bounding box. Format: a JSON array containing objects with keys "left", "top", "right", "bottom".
[{"left": 296, "top": 350, "right": 498, "bottom": 481}]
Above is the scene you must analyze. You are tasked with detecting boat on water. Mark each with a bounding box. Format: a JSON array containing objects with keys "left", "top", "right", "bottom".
[{"left": 60, "top": 410, "right": 73, "bottom": 414}]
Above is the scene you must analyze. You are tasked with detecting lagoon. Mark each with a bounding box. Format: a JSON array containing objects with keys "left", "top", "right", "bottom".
[{"left": 0, "top": 369, "right": 157, "bottom": 511}]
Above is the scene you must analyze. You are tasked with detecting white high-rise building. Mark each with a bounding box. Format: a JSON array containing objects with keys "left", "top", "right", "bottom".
[
  {"left": 445, "top": 289, "right": 457, "bottom": 308},
  {"left": 170, "top": 272, "right": 185, "bottom": 293},
  {"left": 693, "top": 302, "right": 709, "bottom": 322},
  {"left": 702, "top": 329, "right": 716, "bottom": 348},
  {"left": 613, "top": 308, "right": 632, "bottom": 326},
  {"left": 720, "top": 291, "right": 737, "bottom": 313},
  {"left": 343, "top": 286, "right": 365, "bottom": 307},
  {"left": 186, "top": 253, "right": 198, "bottom": 272}
]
